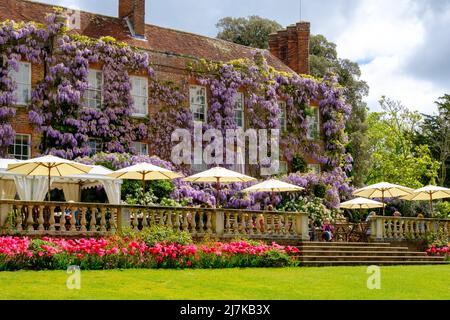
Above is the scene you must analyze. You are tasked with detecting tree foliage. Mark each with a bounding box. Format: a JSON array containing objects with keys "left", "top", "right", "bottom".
[
  {"left": 216, "top": 16, "right": 282, "bottom": 49},
  {"left": 366, "top": 97, "right": 440, "bottom": 188},
  {"left": 414, "top": 94, "right": 450, "bottom": 187},
  {"left": 310, "top": 35, "right": 370, "bottom": 187}
]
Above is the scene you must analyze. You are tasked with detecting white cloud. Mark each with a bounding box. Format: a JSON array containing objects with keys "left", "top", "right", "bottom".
[{"left": 325, "top": 0, "right": 445, "bottom": 114}]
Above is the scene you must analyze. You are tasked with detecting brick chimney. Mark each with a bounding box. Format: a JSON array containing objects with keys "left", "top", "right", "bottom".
[
  {"left": 269, "top": 22, "right": 310, "bottom": 75},
  {"left": 119, "top": 0, "right": 146, "bottom": 39}
]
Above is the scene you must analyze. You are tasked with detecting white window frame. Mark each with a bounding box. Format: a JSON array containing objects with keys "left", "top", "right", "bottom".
[
  {"left": 308, "top": 163, "right": 321, "bottom": 175},
  {"left": 131, "top": 76, "right": 149, "bottom": 117},
  {"left": 278, "top": 101, "right": 287, "bottom": 131},
  {"left": 307, "top": 106, "right": 320, "bottom": 140},
  {"left": 84, "top": 69, "right": 103, "bottom": 109},
  {"left": 132, "top": 142, "right": 149, "bottom": 156},
  {"left": 189, "top": 85, "right": 207, "bottom": 123},
  {"left": 8, "top": 134, "right": 31, "bottom": 160},
  {"left": 88, "top": 138, "right": 103, "bottom": 155},
  {"left": 9, "top": 62, "right": 31, "bottom": 106},
  {"left": 234, "top": 92, "right": 244, "bottom": 129}
]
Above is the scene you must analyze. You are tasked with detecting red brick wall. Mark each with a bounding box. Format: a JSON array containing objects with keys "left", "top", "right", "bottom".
[
  {"left": 119, "top": 0, "right": 145, "bottom": 37},
  {"left": 269, "top": 22, "right": 310, "bottom": 75}
]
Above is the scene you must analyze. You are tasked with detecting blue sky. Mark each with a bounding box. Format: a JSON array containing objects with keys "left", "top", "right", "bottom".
[{"left": 31, "top": 0, "right": 450, "bottom": 115}]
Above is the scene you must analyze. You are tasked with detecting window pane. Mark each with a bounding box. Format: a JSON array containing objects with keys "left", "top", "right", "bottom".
[
  {"left": 190, "top": 86, "right": 207, "bottom": 123},
  {"left": 8, "top": 134, "right": 31, "bottom": 160}
]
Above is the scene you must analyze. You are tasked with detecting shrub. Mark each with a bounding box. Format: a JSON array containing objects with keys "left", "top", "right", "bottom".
[{"left": 120, "top": 225, "right": 193, "bottom": 247}]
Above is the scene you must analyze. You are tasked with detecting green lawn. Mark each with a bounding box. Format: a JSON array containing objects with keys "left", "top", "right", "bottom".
[{"left": 1, "top": 266, "right": 449, "bottom": 300}]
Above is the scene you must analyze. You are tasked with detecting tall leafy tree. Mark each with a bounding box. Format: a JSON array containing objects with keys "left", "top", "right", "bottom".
[
  {"left": 366, "top": 97, "right": 440, "bottom": 188},
  {"left": 216, "top": 16, "right": 282, "bottom": 49},
  {"left": 414, "top": 94, "right": 450, "bottom": 187}
]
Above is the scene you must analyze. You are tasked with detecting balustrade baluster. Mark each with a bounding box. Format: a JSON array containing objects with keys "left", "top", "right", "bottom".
[
  {"left": 233, "top": 212, "right": 239, "bottom": 235},
  {"left": 225, "top": 212, "right": 231, "bottom": 235},
  {"left": 190, "top": 210, "right": 197, "bottom": 236},
  {"left": 15, "top": 205, "right": 23, "bottom": 232},
  {"left": 159, "top": 210, "right": 165, "bottom": 226},
  {"left": 263, "top": 214, "right": 269, "bottom": 236},
  {"left": 248, "top": 213, "right": 254, "bottom": 236},
  {"left": 109, "top": 208, "right": 117, "bottom": 232},
  {"left": 141, "top": 208, "right": 148, "bottom": 229},
  {"left": 100, "top": 207, "right": 107, "bottom": 233},
  {"left": 271, "top": 214, "right": 276, "bottom": 236},
  {"left": 89, "top": 208, "right": 97, "bottom": 232},
  {"left": 26, "top": 205, "right": 34, "bottom": 232},
  {"left": 255, "top": 213, "right": 262, "bottom": 235},
  {"left": 149, "top": 209, "right": 156, "bottom": 227},
  {"left": 69, "top": 206, "right": 76, "bottom": 232},
  {"left": 48, "top": 205, "right": 56, "bottom": 232},
  {"left": 174, "top": 210, "right": 181, "bottom": 232},
  {"left": 166, "top": 211, "right": 173, "bottom": 230},
  {"left": 37, "top": 205, "right": 45, "bottom": 232},
  {"left": 206, "top": 212, "right": 212, "bottom": 234},
  {"left": 182, "top": 212, "right": 188, "bottom": 232},
  {"left": 79, "top": 207, "right": 87, "bottom": 232}
]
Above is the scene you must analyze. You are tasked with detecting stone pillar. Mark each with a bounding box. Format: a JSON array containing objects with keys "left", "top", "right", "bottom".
[
  {"left": 0, "top": 204, "right": 9, "bottom": 227},
  {"left": 120, "top": 207, "right": 131, "bottom": 230},
  {"left": 215, "top": 210, "right": 224, "bottom": 237},
  {"left": 294, "top": 213, "right": 310, "bottom": 241},
  {"left": 370, "top": 216, "right": 384, "bottom": 242}
]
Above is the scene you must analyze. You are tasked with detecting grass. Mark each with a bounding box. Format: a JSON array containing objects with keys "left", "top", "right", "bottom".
[{"left": 1, "top": 266, "right": 450, "bottom": 300}]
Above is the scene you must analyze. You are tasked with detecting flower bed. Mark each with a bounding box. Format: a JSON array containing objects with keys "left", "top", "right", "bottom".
[
  {"left": 426, "top": 244, "right": 450, "bottom": 259},
  {"left": 0, "top": 237, "right": 299, "bottom": 271}
]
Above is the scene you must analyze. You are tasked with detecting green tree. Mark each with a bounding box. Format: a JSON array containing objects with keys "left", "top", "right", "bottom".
[
  {"left": 216, "top": 16, "right": 282, "bottom": 49},
  {"left": 414, "top": 95, "right": 450, "bottom": 187},
  {"left": 310, "top": 35, "right": 370, "bottom": 187},
  {"left": 366, "top": 97, "right": 440, "bottom": 188}
]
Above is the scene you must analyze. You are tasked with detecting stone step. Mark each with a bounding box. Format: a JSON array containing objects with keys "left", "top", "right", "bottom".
[
  {"left": 298, "top": 255, "right": 444, "bottom": 262},
  {"left": 297, "top": 250, "right": 426, "bottom": 257},
  {"left": 301, "top": 260, "right": 447, "bottom": 266},
  {"left": 298, "top": 245, "right": 409, "bottom": 252}
]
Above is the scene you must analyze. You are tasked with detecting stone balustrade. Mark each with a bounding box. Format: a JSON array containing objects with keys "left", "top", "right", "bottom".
[
  {"left": 0, "top": 200, "right": 310, "bottom": 241},
  {"left": 369, "top": 215, "right": 450, "bottom": 242}
]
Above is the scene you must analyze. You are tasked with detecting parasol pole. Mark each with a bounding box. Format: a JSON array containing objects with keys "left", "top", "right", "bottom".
[
  {"left": 271, "top": 189, "right": 275, "bottom": 208},
  {"left": 381, "top": 189, "right": 385, "bottom": 216},
  {"left": 429, "top": 192, "right": 433, "bottom": 217},
  {"left": 47, "top": 165, "right": 51, "bottom": 202},
  {"left": 141, "top": 172, "right": 146, "bottom": 202},
  {"left": 216, "top": 177, "right": 220, "bottom": 209}
]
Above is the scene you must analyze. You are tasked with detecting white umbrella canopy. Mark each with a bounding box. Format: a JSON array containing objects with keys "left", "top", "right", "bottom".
[
  {"left": 107, "top": 163, "right": 183, "bottom": 181},
  {"left": 242, "top": 179, "right": 304, "bottom": 193},
  {"left": 184, "top": 167, "right": 256, "bottom": 208},
  {"left": 401, "top": 185, "right": 450, "bottom": 215},
  {"left": 107, "top": 163, "right": 183, "bottom": 199},
  {"left": 184, "top": 166, "right": 256, "bottom": 184},
  {"left": 353, "top": 182, "right": 414, "bottom": 215},
  {"left": 6, "top": 155, "right": 92, "bottom": 201},
  {"left": 242, "top": 179, "right": 304, "bottom": 206},
  {"left": 340, "top": 198, "right": 385, "bottom": 210}
]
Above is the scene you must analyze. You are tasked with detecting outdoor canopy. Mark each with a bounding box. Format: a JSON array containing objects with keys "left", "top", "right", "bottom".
[
  {"left": 6, "top": 155, "right": 92, "bottom": 201},
  {"left": 401, "top": 185, "right": 450, "bottom": 215},
  {"left": 242, "top": 179, "right": 304, "bottom": 206},
  {"left": 107, "top": 163, "right": 183, "bottom": 196},
  {"left": 339, "top": 197, "right": 385, "bottom": 216},
  {"left": 353, "top": 182, "right": 413, "bottom": 215},
  {"left": 184, "top": 166, "right": 256, "bottom": 207}
]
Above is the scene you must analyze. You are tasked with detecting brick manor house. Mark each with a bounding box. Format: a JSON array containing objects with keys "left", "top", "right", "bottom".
[{"left": 0, "top": 0, "right": 322, "bottom": 175}]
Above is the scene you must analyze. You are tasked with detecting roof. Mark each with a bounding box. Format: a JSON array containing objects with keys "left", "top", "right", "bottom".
[{"left": 0, "top": 0, "right": 293, "bottom": 72}]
